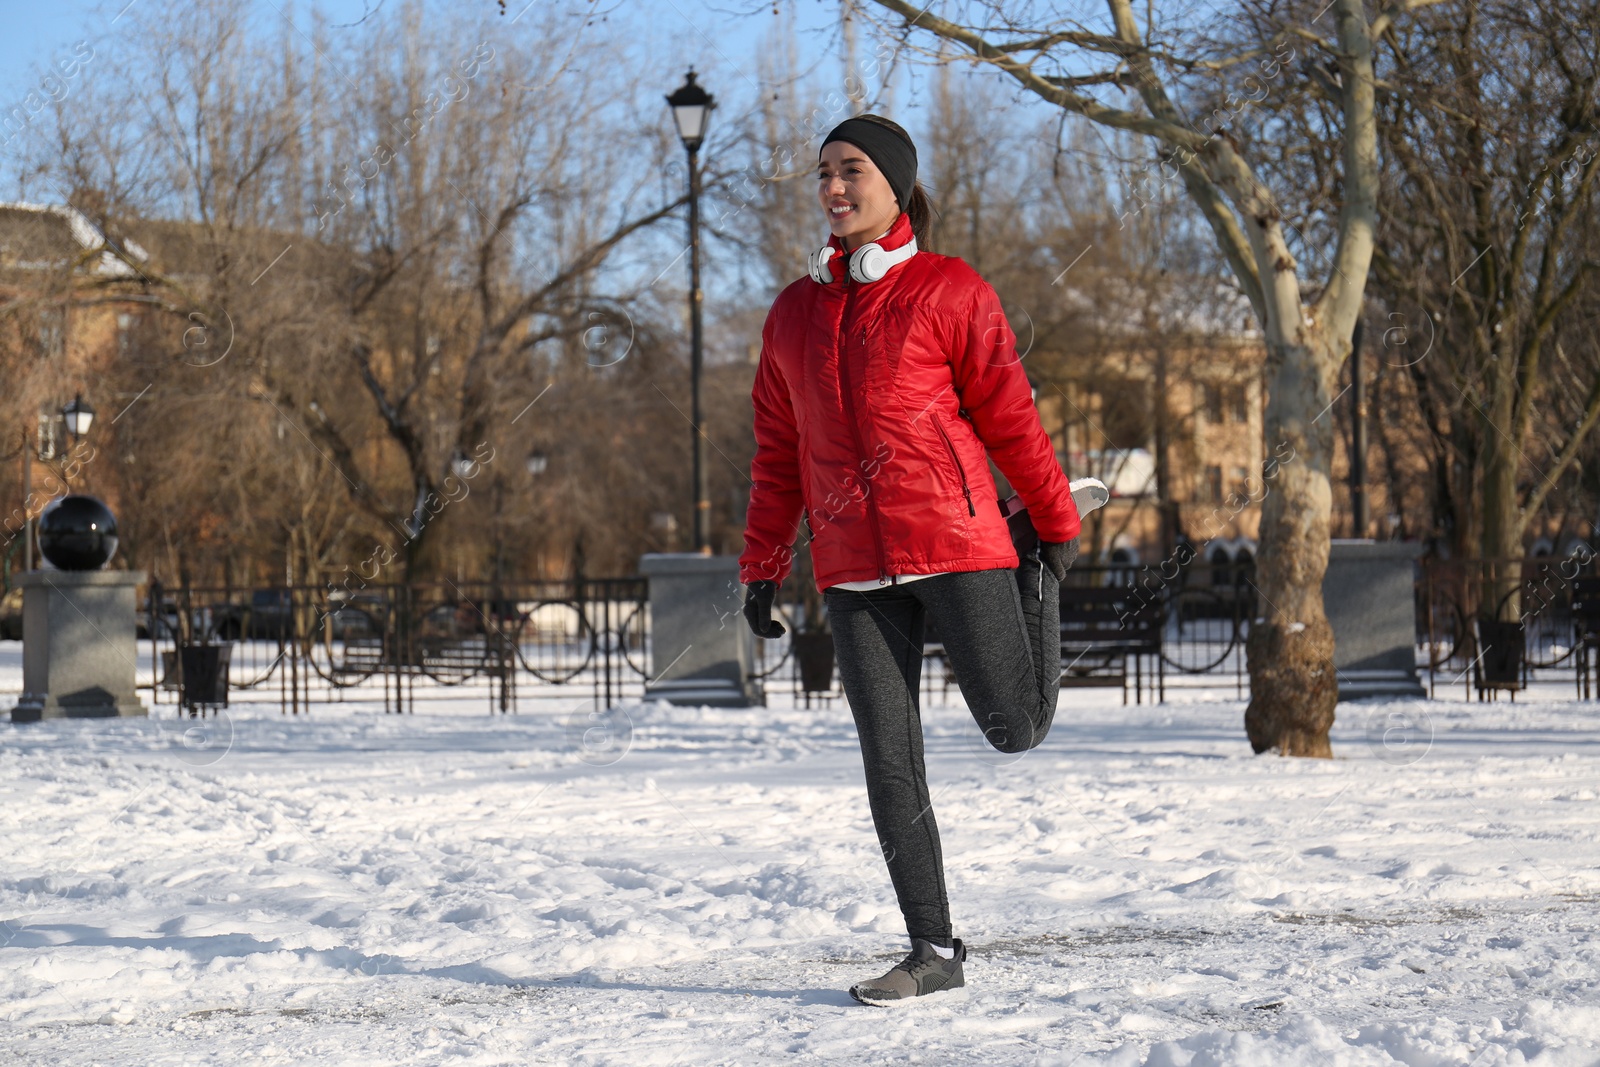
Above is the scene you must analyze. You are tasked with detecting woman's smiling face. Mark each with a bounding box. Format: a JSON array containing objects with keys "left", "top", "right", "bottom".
[{"left": 818, "top": 140, "right": 900, "bottom": 252}]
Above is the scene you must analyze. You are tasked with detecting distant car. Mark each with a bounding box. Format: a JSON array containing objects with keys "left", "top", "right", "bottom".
[
  {"left": 208, "top": 588, "right": 295, "bottom": 641},
  {"left": 137, "top": 596, "right": 183, "bottom": 640},
  {"left": 323, "top": 592, "right": 387, "bottom": 641},
  {"left": 247, "top": 588, "right": 294, "bottom": 638}
]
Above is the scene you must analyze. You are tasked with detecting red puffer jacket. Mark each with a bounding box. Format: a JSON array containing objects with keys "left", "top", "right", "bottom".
[{"left": 738, "top": 210, "right": 1080, "bottom": 592}]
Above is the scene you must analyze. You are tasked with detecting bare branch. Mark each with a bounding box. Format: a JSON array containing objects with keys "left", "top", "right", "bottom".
[
  {"left": 1370, "top": 0, "right": 1454, "bottom": 41},
  {"left": 1522, "top": 343, "right": 1600, "bottom": 519},
  {"left": 1044, "top": 71, "right": 1138, "bottom": 89},
  {"left": 864, "top": 0, "right": 1211, "bottom": 151},
  {"left": 1311, "top": 0, "right": 1380, "bottom": 347}
]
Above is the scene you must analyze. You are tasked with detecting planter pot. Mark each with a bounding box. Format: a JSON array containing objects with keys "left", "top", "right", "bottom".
[{"left": 792, "top": 630, "right": 835, "bottom": 693}]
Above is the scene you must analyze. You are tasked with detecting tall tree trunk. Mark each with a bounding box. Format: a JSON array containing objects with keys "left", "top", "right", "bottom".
[
  {"left": 1244, "top": 335, "right": 1338, "bottom": 757},
  {"left": 1479, "top": 386, "right": 1524, "bottom": 622}
]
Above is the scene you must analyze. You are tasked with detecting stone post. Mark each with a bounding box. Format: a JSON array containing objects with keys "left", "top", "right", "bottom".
[
  {"left": 1322, "top": 540, "right": 1427, "bottom": 700},
  {"left": 11, "top": 568, "right": 149, "bottom": 722},
  {"left": 639, "top": 554, "right": 763, "bottom": 707}
]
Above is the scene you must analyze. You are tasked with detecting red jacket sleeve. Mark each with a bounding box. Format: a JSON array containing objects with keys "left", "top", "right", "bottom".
[
  {"left": 738, "top": 310, "right": 804, "bottom": 586},
  {"left": 949, "top": 279, "right": 1081, "bottom": 543}
]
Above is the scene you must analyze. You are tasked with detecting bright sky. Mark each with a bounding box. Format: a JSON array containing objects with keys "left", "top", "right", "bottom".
[
  {"left": 0, "top": 0, "right": 908, "bottom": 197},
  {"left": 0, "top": 0, "right": 969, "bottom": 309},
  {"left": 0, "top": 0, "right": 835, "bottom": 78},
  {"left": 0, "top": 2, "right": 94, "bottom": 72}
]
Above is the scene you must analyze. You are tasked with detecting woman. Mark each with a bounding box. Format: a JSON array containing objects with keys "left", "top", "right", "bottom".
[{"left": 738, "top": 114, "right": 1088, "bottom": 1005}]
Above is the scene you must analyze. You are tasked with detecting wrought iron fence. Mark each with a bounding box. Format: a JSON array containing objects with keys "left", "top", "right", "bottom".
[
  {"left": 1419, "top": 555, "right": 1598, "bottom": 698},
  {"left": 761, "top": 561, "right": 1257, "bottom": 706},
  {"left": 1067, "top": 561, "right": 1254, "bottom": 699},
  {"left": 139, "top": 577, "right": 650, "bottom": 714},
  {"left": 90, "top": 555, "right": 1600, "bottom": 713},
  {"left": 126, "top": 561, "right": 1261, "bottom": 715}
]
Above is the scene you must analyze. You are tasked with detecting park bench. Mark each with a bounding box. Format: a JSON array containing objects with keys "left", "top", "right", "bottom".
[
  {"left": 1058, "top": 586, "right": 1165, "bottom": 704},
  {"left": 920, "top": 584, "right": 1166, "bottom": 705}
]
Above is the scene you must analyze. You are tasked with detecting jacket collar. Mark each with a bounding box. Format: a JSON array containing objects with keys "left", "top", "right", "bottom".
[{"left": 817, "top": 210, "right": 916, "bottom": 285}]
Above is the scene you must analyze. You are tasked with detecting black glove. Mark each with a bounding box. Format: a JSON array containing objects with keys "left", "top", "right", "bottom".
[
  {"left": 742, "top": 580, "right": 786, "bottom": 639},
  {"left": 1039, "top": 538, "right": 1079, "bottom": 583}
]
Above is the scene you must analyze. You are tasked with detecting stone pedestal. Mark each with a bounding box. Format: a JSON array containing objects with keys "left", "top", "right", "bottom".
[
  {"left": 639, "top": 554, "right": 763, "bottom": 707},
  {"left": 1322, "top": 540, "right": 1427, "bottom": 700},
  {"left": 11, "top": 568, "right": 149, "bottom": 722}
]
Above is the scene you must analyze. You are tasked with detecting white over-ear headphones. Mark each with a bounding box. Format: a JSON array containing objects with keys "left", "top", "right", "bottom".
[{"left": 809, "top": 234, "right": 919, "bottom": 285}]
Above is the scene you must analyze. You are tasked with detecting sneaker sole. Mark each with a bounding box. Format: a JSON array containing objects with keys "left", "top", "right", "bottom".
[
  {"left": 1070, "top": 477, "right": 1110, "bottom": 516},
  {"left": 849, "top": 985, "right": 963, "bottom": 1006}
]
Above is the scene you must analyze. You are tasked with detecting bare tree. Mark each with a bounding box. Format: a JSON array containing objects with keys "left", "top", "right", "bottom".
[
  {"left": 853, "top": 0, "right": 1454, "bottom": 756},
  {"left": 1367, "top": 0, "right": 1600, "bottom": 617},
  {"left": 31, "top": 0, "right": 695, "bottom": 586}
]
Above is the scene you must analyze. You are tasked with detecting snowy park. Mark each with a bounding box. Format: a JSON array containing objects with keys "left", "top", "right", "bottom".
[
  {"left": 3, "top": 674, "right": 1598, "bottom": 1065},
  {"left": 5, "top": 0, "right": 1600, "bottom": 1063}
]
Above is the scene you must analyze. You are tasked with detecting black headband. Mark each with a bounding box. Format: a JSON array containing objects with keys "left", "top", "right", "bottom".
[{"left": 820, "top": 116, "right": 917, "bottom": 214}]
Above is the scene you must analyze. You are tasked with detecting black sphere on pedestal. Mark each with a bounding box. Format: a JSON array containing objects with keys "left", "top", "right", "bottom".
[{"left": 37, "top": 495, "right": 119, "bottom": 571}]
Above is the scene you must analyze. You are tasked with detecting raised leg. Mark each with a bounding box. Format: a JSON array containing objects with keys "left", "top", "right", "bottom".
[{"left": 916, "top": 561, "right": 1060, "bottom": 755}]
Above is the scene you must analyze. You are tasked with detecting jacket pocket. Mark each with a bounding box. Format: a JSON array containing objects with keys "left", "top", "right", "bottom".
[{"left": 933, "top": 419, "right": 976, "bottom": 517}]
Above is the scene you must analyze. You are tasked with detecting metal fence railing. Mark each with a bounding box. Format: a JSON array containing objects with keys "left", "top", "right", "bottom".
[
  {"left": 13, "top": 554, "right": 1596, "bottom": 715},
  {"left": 765, "top": 562, "right": 1256, "bottom": 708},
  {"left": 136, "top": 577, "right": 650, "bottom": 714},
  {"left": 121, "top": 563, "right": 1262, "bottom": 714},
  {"left": 1418, "top": 555, "right": 1600, "bottom": 699}
]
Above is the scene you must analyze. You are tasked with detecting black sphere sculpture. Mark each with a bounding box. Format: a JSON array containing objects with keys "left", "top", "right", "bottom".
[{"left": 37, "top": 495, "right": 119, "bottom": 571}]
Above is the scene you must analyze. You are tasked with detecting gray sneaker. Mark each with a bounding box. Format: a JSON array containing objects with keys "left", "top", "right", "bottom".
[
  {"left": 848, "top": 938, "right": 967, "bottom": 1004},
  {"left": 1069, "top": 476, "right": 1111, "bottom": 516}
]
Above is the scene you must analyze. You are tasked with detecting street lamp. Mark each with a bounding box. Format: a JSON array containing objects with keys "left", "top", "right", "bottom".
[
  {"left": 651, "top": 509, "right": 680, "bottom": 552},
  {"left": 666, "top": 69, "right": 714, "bottom": 555},
  {"left": 666, "top": 69, "right": 712, "bottom": 150},
  {"left": 20, "top": 393, "right": 96, "bottom": 572},
  {"left": 62, "top": 393, "right": 95, "bottom": 444}
]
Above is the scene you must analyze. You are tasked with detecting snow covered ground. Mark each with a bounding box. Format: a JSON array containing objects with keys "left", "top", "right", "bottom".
[{"left": 2, "top": 665, "right": 1598, "bottom": 1065}]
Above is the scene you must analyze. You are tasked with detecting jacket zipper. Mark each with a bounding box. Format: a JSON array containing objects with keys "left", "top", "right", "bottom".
[
  {"left": 934, "top": 419, "right": 977, "bottom": 516},
  {"left": 835, "top": 275, "right": 891, "bottom": 584}
]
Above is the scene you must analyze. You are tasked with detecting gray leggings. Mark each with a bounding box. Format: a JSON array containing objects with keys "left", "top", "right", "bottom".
[{"left": 823, "top": 554, "right": 1060, "bottom": 944}]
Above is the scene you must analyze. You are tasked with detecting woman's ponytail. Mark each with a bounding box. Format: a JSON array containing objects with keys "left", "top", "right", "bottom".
[{"left": 906, "top": 181, "right": 938, "bottom": 253}]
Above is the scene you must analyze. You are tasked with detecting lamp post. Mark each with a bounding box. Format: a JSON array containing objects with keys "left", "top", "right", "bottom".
[
  {"left": 18, "top": 425, "right": 29, "bottom": 573},
  {"left": 526, "top": 451, "right": 547, "bottom": 577},
  {"left": 666, "top": 69, "right": 715, "bottom": 555},
  {"left": 21, "top": 394, "right": 97, "bottom": 572},
  {"left": 1349, "top": 318, "right": 1369, "bottom": 539}
]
